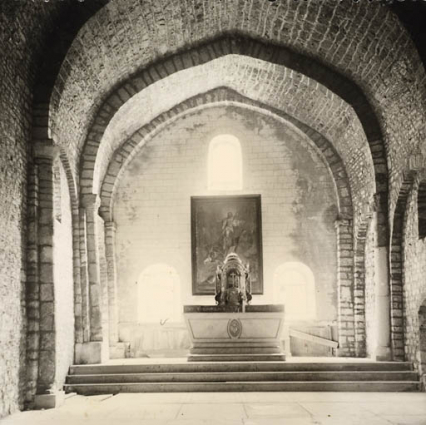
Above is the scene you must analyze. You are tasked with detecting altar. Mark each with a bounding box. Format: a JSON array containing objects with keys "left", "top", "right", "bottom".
[
  {"left": 184, "top": 305, "right": 285, "bottom": 361},
  {"left": 184, "top": 252, "right": 286, "bottom": 361}
]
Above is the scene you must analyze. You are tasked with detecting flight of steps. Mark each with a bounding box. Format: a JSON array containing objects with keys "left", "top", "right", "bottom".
[{"left": 64, "top": 361, "right": 419, "bottom": 395}]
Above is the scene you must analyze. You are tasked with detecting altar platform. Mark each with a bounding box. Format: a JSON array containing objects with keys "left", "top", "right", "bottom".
[{"left": 63, "top": 357, "right": 420, "bottom": 395}]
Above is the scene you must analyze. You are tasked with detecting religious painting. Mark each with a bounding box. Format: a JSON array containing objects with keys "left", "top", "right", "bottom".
[{"left": 191, "top": 195, "right": 263, "bottom": 295}]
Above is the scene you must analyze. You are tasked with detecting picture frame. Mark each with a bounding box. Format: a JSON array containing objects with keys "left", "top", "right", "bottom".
[{"left": 191, "top": 195, "right": 263, "bottom": 295}]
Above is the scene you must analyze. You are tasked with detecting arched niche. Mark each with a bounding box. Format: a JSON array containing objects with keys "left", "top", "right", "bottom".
[
  {"left": 273, "top": 262, "right": 316, "bottom": 322},
  {"left": 137, "top": 264, "right": 182, "bottom": 324}
]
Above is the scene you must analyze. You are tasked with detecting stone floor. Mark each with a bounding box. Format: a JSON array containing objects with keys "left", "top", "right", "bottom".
[{"left": 2, "top": 392, "right": 426, "bottom": 425}]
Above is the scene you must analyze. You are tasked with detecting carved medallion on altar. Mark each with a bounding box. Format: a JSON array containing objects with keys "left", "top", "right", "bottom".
[{"left": 227, "top": 318, "right": 243, "bottom": 339}]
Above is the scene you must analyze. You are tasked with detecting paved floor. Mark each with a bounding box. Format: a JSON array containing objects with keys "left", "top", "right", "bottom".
[{"left": 2, "top": 392, "right": 426, "bottom": 425}]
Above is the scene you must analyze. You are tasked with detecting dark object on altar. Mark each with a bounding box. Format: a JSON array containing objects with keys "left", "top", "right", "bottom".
[{"left": 214, "top": 253, "right": 252, "bottom": 309}]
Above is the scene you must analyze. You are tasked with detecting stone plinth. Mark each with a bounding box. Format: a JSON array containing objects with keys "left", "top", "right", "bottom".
[{"left": 184, "top": 305, "right": 285, "bottom": 361}]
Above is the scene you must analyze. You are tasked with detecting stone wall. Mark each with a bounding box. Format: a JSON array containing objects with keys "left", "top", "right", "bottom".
[
  {"left": 53, "top": 160, "right": 74, "bottom": 389},
  {"left": 114, "top": 105, "right": 338, "bottom": 353},
  {"left": 0, "top": 96, "right": 28, "bottom": 416},
  {"left": 403, "top": 182, "right": 426, "bottom": 370},
  {"left": 0, "top": 7, "right": 31, "bottom": 418}
]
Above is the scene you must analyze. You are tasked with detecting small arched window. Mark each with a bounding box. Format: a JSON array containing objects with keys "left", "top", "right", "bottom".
[
  {"left": 208, "top": 134, "right": 243, "bottom": 191},
  {"left": 138, "top": 264, "right": 181, "bottom": 323},
  {"left": 418, "top": 181, "right": 426, "bottom": 239},
  {"left": 273, "top": 262, "right": 316, "bottom": 321}
]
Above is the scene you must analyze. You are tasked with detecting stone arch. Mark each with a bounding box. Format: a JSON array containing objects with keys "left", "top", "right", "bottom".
[
  {"left": 47, "top": 1, "right": 426, "bottom": 188},
  {"left": 31, "top": 2, "right": 108, "bottom": 145},
  {"left": 98, "top": 89, "right": 353, "bottom": 225},
  {"left": 75, "top": 36, "right": 386, "bottom": 228},
  {"left": 390, "top": 170, "right": 417, "bottom": 360},
  {"left": 102, "top": 93, "right": 358, "bottom": 355}
]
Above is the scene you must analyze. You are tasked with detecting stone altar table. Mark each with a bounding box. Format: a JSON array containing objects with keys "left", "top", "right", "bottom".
[
  {"left": 184, "top": 305, "right": 285, "bottom": 361},
  {"left": 185, "top": 253, "right": 285, "bottom": 361}
]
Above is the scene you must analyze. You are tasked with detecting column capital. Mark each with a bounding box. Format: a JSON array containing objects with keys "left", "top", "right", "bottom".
[
  {"left": 33, "top": 140, "right": 59, "bottom": 160},
  {"left": 408, "top": 150, "right": 424, "bottom": 172},
  {"left": 80, "top": 193, "right": 101, "bottom": 209},
  {"left": 334, "top": 216, "right": 353, "bottom": 229},
  {"left": 104, "top": 221, "right": 117, "bottom": 232}
]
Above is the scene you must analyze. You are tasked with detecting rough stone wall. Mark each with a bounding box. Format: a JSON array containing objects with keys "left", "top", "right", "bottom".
[
  {"left": 0, "top": 103, "right": 28, "bottom": 417},
  {"left": 403, "top": 182, "right": 426, "bottom": 370},
  {"left": 114, "top": 105, "right": 338, "bottom": 348},
  {"left": 0, "top": 3, "right": 65, "bottom": 416},
  {"left": 53, "top": 160, "right": 74, "bottom": 390},
  {"left": 0, "top": 8, "right": 30, "bottom": 419}
]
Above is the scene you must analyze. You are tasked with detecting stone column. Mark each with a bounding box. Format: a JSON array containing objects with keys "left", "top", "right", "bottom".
[
  {"left": 26, "top": 162, "right": 40, "bottom": 404},
  {"left": 78, "top": 206, "right": 91, "bottom": 343},
  {"left": 372, "top": 209, "right": 392, "bottom": 360},
  {"left": 105, "top": 222, "right": 119, "bottom": 346},
  {"left": 75, "top": 194, "right": 108, "bottom": 364},
  {"left": 335, "top": 218, "right": 356, "bottom": 356},
  {"left": 31, "top": 141, "right": 65, "bottom": 409}
]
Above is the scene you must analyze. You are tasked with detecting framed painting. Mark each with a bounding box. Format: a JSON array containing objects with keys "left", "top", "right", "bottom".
[{"left": 191, "top": 195, "right": 263, "bottom": 295}]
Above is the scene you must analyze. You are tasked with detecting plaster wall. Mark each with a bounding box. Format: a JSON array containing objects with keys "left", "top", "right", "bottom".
[{"left": 114, "top": 106, "right": 338, "bottom": 354}]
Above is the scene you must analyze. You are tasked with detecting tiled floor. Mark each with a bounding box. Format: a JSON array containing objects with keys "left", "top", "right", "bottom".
[{"left": 2, "top": 392, "right": 426, "bottom": 425}]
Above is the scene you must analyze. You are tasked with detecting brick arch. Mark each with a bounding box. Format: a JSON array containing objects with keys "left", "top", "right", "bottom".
[
  {"left": 88, "top": 58, "right": 375, "bottom": 240},
  {"left": 390, "top": 170, "right": 417, "bottom": 360},
  {"left": 99, "top": 89, "right": 353, "bottom": 226},
  {"left": 43, "top": 1, "right": 426, "bottom": 230},
  {"left": 49, "top": 0, "right": 425, "bottom": 174},
  {"left": 77, "top": 36, "right": 384, "bottom": 220},
  {"left": 103, "top": 91, "right": 359, "bottom": 355},
  {"left": 31, "top": 1, "right": 108, "bottom": 144}
]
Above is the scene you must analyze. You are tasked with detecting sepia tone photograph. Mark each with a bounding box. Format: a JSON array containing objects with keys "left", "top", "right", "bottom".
[{"left": 1, "top": 0, "right": 426, "bottom": 424}]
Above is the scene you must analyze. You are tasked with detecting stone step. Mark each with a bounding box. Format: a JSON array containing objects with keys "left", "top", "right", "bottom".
[
  {"left": 189, "top": 346, "right": 283, "bottom": 355},
  {"left": 66, "top": 371, "right": 419, "bottom": 384},
  {"left": 69, "top": 361, "right": 414, "bottom": 376},
  {"left": 188, "top": 354, "right": 286, "bottom": 362},
  {"left": 64, "top": 380, "right": 419, "bottom": 395},
  {"left": 193, "top": 342, "right": 280, "bottom": 348}
]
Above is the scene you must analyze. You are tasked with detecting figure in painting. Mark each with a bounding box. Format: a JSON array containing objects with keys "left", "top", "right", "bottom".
[{"left": 222, "top": 211, "right": 242, "bottom": 255}]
